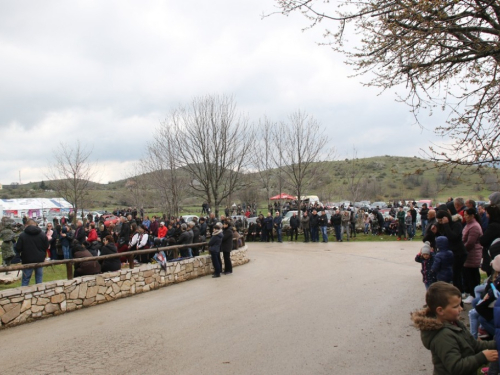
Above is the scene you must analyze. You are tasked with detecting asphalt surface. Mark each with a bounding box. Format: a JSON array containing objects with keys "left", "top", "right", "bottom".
[{"left": 0, "top": 239, "right": 432, "bottom": 375}]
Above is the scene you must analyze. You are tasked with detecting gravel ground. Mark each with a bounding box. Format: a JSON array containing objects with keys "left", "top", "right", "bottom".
[{"left": 0, "top": 241, "right": 433, "bottom": 375}]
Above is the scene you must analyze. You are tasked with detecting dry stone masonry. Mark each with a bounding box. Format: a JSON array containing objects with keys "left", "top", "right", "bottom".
[{"left": 0, "top": 247, "right": 249, "bottom": 329}]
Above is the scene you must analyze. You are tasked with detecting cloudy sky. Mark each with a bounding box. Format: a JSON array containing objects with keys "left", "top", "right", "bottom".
[{"left": 0, "top": 0, "right": 447, "bottom": 185}]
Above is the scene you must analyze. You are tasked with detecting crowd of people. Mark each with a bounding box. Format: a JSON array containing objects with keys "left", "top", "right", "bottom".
[
  {"left": 5, "top": 210, "right": 247, "bottom": 285},
  {"left": 412, "top": 193, "right": 500, "bottom": 374}
]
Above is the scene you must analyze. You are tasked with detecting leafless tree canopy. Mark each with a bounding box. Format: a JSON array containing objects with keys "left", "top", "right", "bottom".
[
  {"left": 142, "top": 128, "right": 187, "bottom": 217},
  {"left": 253, "top": 117, "right": 279, "bottom": 202},
  {"left": 273, "top": 0, "right": 500, "bottom": 168},
  {"left": 46, "top": 141, "right": 97, "bottom": 222},
  {"left": 150, "top": 94, "right": 255, "bottom": 216},
  {"left": 274, "top": 111, "right": 334, "bottom": 207}
]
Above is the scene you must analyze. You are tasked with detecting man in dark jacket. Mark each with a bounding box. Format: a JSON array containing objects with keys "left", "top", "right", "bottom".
[
  {"left": 16, "top": 219, "right": 49, "bottom": 286},
  {"left": 177, "top": 224, "right": 192, "bottom": 258},
  {"left": 420, "top": 203, "right": 429, "bottom": 236},
  {"left": 309, "top": 210, "right": 319, "bottom": 243},
  {"left": 263, "top": 212, "right": 274, "bottom": 242},
  {"left": 74, "top": 220, "right": 86, "bottom": 244},
  {"left": 289, "top": 212, "right": 300, "bottom": 241},
  {"left": 273, "top": 211, "right": 283, "bottom": 243},
  {"left": 318, "top": 210, "right": 328, "bottom": 243},
  {"left": 330, "top": 210, "right": 342, "bottom": 241}
]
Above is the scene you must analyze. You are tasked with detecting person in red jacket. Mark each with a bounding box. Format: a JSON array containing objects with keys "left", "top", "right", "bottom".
[
  {"left": 155, "top": 222, "right": 168, "bottom": 246},
  {"left": 87, "top": 222, "right": 98, "bottom": 242}
]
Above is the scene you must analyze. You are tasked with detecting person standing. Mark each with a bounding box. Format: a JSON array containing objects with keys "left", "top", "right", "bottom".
[
  {"left": 331, "top": 210, "right": 342, "bottom": 241},
  {"left": 318, "top": 210, "right": 328, "bottom": 243},
  {"left": 419, "top": 203, "right": 429, "bottom": 236},
  {"left": 221, "top": 220, "right": 233, "bottom": 275},
  {"left": 273, "top": 211, "right": 283, "bottom": 243},
  {"left": 462, "top": 208, "right": 483, "bottom": 304},
  {"left": 310, "top": 210, "right": 320, "bottom": 243},
  {"left": 289, "top": 212, "right": 299, "bottom": 241},
  {"left": 74, "top": 220, "right": 86, "bottom": 244},
  {"left": 264, "top": 212, "right": 274, "bottom": 242},
  {"left": 409, "top": 204, "right": 417, "bottom": 237},
  {"left": 300, "top": 211, "right": 310, "bottom": 243},
  {"left": 208, "top": 223, "right": 223, "bottom": 277},
  {"left": 0, "top": 220, "right": 17, "bottom": 267},
  {"left": 16, "top": 219, "right": 49, "bottom": 286}
]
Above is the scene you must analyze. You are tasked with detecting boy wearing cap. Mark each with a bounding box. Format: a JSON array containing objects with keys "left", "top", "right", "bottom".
[{"left": 415, "top": 241, "right": 437, "bottom": 290}]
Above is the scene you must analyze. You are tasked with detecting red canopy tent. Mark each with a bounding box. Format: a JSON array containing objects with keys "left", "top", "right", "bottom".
[{"left": 269, "top": 193, "right": 297, "bottom": 200}]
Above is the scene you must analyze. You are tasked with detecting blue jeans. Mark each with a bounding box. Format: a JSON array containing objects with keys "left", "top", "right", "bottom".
[
  {"left": 22, "top": 267, "right": 43, "bottom": 286},
  {"left": 364, "top": 223, "right": 370, "bottom": 234},
  {"left": 334, "top": 225, "right": 341, "bottom": 241},
  {"left": 320, "top": 226, "right": 328, "bottom": 242},
  {"left": 479, "top": 316, "right": 495, "bottom": 336},
  {"left": 406, "top": 225, "right": 414, "bottom": 238},
  {"left": 276, "top": 228, "right": 282, "bottom": 242},
  {"left": 421, "top": 219, "right": 428, "bottom": 235},
  {"left": 469, "top": 308, "right": 480, "bottom": 339},
  {"left": 311, "top": 227, "right": 319, "bottom": 242},
  {"left": 62, "top": 244, "right": 71, "bottom": 259}
]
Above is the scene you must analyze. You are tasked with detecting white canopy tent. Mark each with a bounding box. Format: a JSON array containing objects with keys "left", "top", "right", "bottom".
[{"left": 0, "top": 198, "right": 73, "bottom": 219}]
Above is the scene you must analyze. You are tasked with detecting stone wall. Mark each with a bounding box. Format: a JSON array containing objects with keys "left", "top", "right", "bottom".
[{"left": 0, "top": 247, "right": 249, "bottom": 329}]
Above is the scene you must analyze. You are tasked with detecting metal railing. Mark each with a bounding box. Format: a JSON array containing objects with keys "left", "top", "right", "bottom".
[{"left": 0, "top": 238, "right": 244, "bottom": 280}]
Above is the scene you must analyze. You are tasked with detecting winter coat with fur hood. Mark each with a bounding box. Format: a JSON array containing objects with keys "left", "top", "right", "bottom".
[{"left": 411, "top": 308, "right": 495, "bottom": 375}]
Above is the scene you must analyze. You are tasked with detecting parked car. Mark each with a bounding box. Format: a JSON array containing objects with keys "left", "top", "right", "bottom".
[
  {"left": 370, "top": 201, "right": 388, "bottom": 209},
  {"left": 102, "top": 214, "right": 120, "bottom": 227},
  {"left": 181, "top": 215, "right": 199, "bottom": 224}
]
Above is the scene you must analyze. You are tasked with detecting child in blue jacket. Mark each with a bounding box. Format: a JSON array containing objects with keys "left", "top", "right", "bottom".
[
  {"left": 415, "top": 241, "right": 437, "bottom": 290},
  {"left": 431, "top": 236, "right": 454, "bottom": 283}
]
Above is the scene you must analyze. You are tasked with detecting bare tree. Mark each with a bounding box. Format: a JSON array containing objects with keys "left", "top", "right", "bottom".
[
  {"left": 273, "top": 111, "right": 334, "bottom": 211},
  {"left": 124, "top": 162, "right": 147, "bottom": 212},
  {"left": 46, "top": 141, "right": 97, "bottom": 223},
  {"left": 160, "top": 94, "right": 255, "bottom": 216},
  {"left": 272, "top": 0, "right": 500, "bottom": 169},
  {"left": 252, "top": 117, "right": 279, "bottom": 205},
  {"left": 142, "top": 129, "right": 187, "bottom": 217}
]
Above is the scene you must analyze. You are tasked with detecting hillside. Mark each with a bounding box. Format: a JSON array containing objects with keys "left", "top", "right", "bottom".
[{"left": 1, "top": 156, "right": 497, "bottom": 211}]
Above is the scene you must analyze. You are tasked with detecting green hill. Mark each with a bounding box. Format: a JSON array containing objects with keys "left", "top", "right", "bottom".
[{"left": 1, "top": 156, "right": 497, "bottom": 211}]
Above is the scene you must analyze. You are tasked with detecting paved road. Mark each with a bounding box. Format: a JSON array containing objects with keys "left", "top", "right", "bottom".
[{"left": 0, "top": 240, "right": 432, "bottom": 375}]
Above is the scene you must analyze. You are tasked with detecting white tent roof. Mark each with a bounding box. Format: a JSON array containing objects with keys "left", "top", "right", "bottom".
[{"left": 0, "top": 198, "right": 72, "bottom": 210}]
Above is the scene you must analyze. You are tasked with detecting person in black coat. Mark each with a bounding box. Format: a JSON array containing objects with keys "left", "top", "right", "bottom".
[
  {"left": 208, "top": 223, "right": 223, "bottom": 277},
  {"left": 289, "top": 212, "right": 300, "bottom": 241},
  {"left": 432, "top": 209, "right": 467, "bottom": 292},
  {"left": 100, "top": 235, "right": 121, "bottom": 272},
  {"left": 220, "top": 220, "right": 233, "bottom": 274},
  {"left": 74, "top": 220, "right": 86, "bottom": 244},
  {"left": 479, "top": 205, "right": 500, "bottom": 275},
  {"left": 15, "top": 219, "right": 49, "bottom": 286}
]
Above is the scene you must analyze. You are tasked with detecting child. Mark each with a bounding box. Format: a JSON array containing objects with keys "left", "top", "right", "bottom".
[
  {"left": 415, "top": 241, "right": 437, "bottom": 290},
  {"left": 411, "top": 282, "right": 498, "bottom": 375},
  {"left": 431, "top": 236, "right": 454, "bottom": 283}
]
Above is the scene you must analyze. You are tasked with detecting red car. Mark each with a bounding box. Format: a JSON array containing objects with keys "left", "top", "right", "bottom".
[{"left": 102, "top": 214, "right": 120, "bottom": 227}]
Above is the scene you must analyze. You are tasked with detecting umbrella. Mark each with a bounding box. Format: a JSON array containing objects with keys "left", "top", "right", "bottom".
[{"left": 269, "top": 193, "right": 297, "bottom": 201}]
